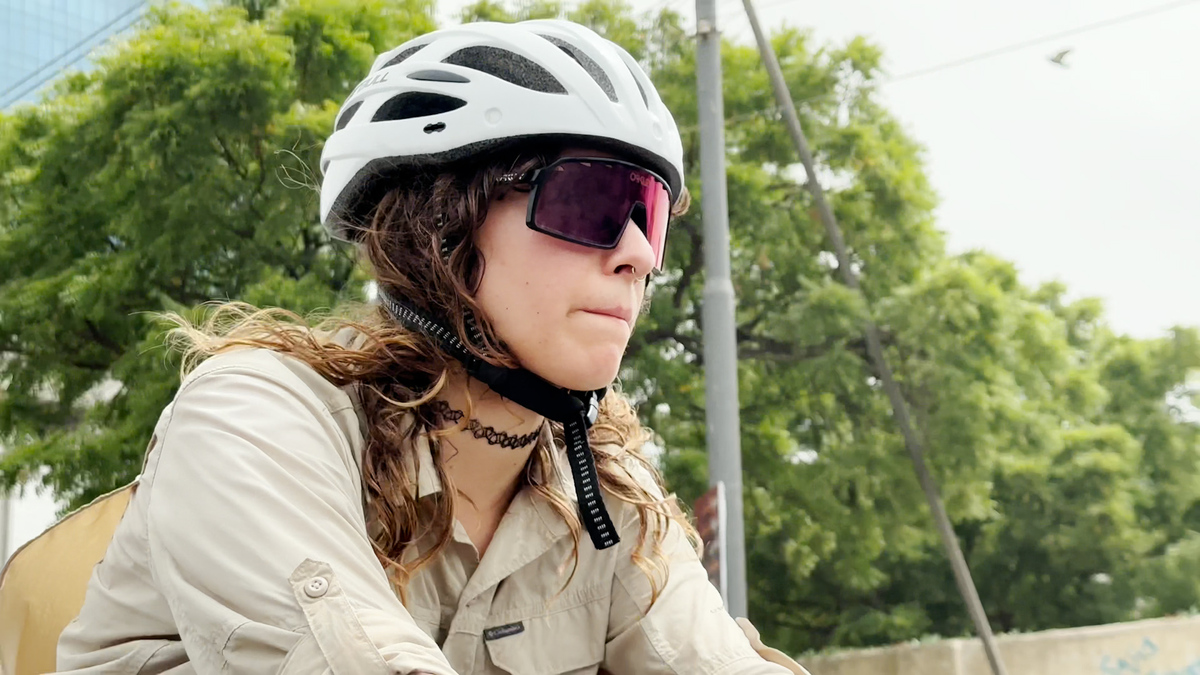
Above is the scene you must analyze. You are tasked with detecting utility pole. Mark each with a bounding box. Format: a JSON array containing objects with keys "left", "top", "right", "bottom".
[
  {"left": 695, "top": 0, "right": 749, "bottom": 620},
  {"left": 0, "top": 441, "right": 8, "bottom": 563},
  {"left": 0, "top": 489, "right": 9, "bottom": 563},
  {"left": 737, "top": 1, "right": 1010, "bottom": 673}
]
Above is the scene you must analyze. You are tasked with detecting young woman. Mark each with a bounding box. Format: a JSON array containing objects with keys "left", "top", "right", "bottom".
[{"left": 55, "top": 19, "right": 806, "bottom": 675}]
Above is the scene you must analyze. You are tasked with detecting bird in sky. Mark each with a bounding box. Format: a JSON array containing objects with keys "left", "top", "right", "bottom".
[{"left": 1049, "top": 48, "right": 1072, "bottom": 67}]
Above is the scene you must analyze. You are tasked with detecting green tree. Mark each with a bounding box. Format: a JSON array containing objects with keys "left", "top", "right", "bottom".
[
  {"left": 0, "top": 0, "right": 430, "bottom": 505},
  {"left": 617, "top": 13, "right": 1200, "bottom": 654}
]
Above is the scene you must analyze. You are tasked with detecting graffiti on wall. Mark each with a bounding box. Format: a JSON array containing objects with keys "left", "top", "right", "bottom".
[{"left": 1100, "top": 637, "right": 1200, "bottom": 675}]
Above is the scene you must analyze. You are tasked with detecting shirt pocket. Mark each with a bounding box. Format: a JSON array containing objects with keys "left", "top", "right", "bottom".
[
  {"left": 483, "top": 595, "right": 606, "bottom": 675},
  {"left": 406, "top": 603, "right": 450, "bottom": 647}
]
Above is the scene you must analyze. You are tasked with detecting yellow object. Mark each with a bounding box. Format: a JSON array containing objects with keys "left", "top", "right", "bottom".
[{"left": 0, "top": 485, "right": 133, "bottom": 675}]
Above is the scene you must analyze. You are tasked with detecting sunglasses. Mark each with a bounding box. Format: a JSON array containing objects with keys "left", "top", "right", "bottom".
[{"left": 497, "top": 157, "right": 674, "bottom": 271}]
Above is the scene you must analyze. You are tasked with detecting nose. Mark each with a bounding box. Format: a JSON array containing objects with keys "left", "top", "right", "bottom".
[{"left": 607, "top": 216, "right": 656, "bottom": 277}]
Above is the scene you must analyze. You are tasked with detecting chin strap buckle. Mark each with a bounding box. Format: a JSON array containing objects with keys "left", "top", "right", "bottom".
[{"left": 586, "top": 392, "right": 600, "bottom": 427}]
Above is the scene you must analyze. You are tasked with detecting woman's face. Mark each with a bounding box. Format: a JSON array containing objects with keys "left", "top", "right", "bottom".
[{"left": 474, "top": 149, "right": 658, "bottom": 392}]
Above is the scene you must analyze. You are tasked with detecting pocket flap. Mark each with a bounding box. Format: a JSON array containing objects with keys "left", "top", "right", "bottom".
[{"left": 484, "top": 601, "right": 605, "bottom": 674}]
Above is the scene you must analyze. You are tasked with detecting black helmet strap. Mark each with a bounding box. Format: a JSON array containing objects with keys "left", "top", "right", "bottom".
[{"left": 377, "top": 289, "right": 620, "bottom": 550}]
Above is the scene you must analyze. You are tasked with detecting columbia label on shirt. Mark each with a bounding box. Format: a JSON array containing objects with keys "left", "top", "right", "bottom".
[{"left": 483, "top": 622, "right": 525, "bottom": 641}]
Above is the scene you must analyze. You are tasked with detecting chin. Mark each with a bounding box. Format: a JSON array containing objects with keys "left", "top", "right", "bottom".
[
  {"left": 527, "top": 350, "right": 623, "bottom": 392},
  {"left": 544, "top": 366, "right": 619, "bottom": 393}
]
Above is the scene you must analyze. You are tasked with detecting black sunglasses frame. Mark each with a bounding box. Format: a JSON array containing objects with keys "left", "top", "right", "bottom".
[{"left": 496, "top": 157, "right": 674, "bottom": 256}]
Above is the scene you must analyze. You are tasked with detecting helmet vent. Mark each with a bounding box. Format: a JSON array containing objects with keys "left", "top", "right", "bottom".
[
  {"left": 408, "top": 69, "right": 470, "bottom": 83},
  {"left": 537, "top": 34, "right": 617, "bottom": 103},
  {"left": 334, "top": 101, "right": 363, "bottom": 131},
  {"left": 442, "top": 46, "right": 567, "bottom": 95},
  {"left": 372, "top": 92, "right": 467, "bottom": 122},
  {"left": 381, "top": 43, "right": 427, "bottom": 70},
  {"left": 625, "top": 62, "right": 649, "bottom": 108}
]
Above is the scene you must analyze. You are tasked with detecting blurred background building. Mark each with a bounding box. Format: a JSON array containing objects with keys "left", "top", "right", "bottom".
[{"left": 1, "top": 0, "right": 148, "bottom": 109}]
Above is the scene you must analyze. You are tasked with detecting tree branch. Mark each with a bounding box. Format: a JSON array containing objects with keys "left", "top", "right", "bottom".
[
  {"left": 212, "top": 130, "right": 248, "bottom": 181},
  {"left": 736, "top": 331, "right": 838, "bottom": 363},
  {"left": 1, "top": 347, "right": 109, "bottom": 372},
  {"left": 84, "top": 319, "right": 123, "bottom": 356},
  {"left": 628, "top": 327, "right": 704, "bottom": 365},
  {"left": 253, "top": 134, "right": 267, "bottom": 198},
  {"left": 673, "top": 218, "right": 704, "bottom": 310},
  {"left": 635, "top": 326, "right": 678, "bottom": 347},
  {"left": 242, "top": 134, "right": 270, "bottom": 227},
  {"left": 636, "top": 321, "right": 887, "bottom": 368}
]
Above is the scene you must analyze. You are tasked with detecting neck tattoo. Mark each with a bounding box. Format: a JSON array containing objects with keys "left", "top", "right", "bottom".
[{"left": 428, "top": 400, "right": 541, "bottom": 450}]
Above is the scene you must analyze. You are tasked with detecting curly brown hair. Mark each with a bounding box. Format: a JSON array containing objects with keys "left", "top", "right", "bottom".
[{"left": 162, "top": 144, "right": 697, "bottom": 606}]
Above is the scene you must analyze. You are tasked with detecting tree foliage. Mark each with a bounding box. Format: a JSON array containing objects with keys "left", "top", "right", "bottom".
[{"left": 3, "top": 0, "right": 1199, "bottom": 657}]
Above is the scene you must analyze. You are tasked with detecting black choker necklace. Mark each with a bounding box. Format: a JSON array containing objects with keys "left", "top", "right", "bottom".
[{"left": 428, "top": 400, "right": 542, "bottom": 450}]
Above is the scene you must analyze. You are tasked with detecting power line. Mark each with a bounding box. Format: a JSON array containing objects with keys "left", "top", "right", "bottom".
[
  {"left": 747, "top": 0, "right": 805, "bottom": 13},
  {"left": 891, "top": 0, "right": 1200, "bottom": 82},
  {"left": 717, "top": 0, "right": 795, "bottom": 25},
  {"left": 681, "top": 0, "right": 1200, "bottom": 132}
]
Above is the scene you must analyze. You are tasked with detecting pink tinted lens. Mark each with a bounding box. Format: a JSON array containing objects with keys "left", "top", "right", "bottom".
[
  {"left": 646, "top": 181, "right": 671, "bottom": 270},
  {"left": 532, "top": 160, "right": 672, "bottom": 270}
]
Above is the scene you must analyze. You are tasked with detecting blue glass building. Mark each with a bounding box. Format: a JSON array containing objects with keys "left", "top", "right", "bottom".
[{"left": 0, "top": 0, "right": 148, "bottom": 108}]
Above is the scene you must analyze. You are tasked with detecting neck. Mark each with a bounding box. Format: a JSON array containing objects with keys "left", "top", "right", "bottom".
[{"left": 433, "top": 370, "right": 544, "bottom": 517}]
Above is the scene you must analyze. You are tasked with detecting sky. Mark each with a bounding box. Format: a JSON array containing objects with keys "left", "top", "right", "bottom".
[{"left": 5, "top": 0, "right": 1199, "bottom": 559}]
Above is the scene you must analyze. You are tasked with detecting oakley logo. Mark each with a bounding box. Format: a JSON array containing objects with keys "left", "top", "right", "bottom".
[{"left": 630, "top": 173, "right": 656, "bottom": 188}]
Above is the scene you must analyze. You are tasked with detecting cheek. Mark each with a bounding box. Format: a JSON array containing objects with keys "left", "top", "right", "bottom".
[
  {"left": 478, "top": 264, "right": 558, "bottom": 331},
  {"left": 473, "top": 198, "right": 634, "bottom": 389},
  {"left": 475, "top": 203, "right": 573, "bottom": 339}
]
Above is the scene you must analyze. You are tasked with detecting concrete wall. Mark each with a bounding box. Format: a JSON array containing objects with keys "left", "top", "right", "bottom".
[{"left": 800, "top": 615, "right": 1200, "bottom": 675}]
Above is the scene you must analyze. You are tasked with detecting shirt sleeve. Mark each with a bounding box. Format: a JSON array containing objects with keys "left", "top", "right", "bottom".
[
  {"left": 601, "top": 477, "right": 793, "bottom": 675},
  {"left": 143, "top": 358, "right": 458, "bottom": 675}
]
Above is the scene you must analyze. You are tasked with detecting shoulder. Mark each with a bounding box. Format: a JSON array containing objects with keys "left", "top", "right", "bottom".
[
  {"left": 137, "top": 347, "right": 372, "bottom": 525},
  {"left": 171, "top": 347, "right": 366, "bottom": 463},
  {"left": 596, "top": 446, "right": 679, "bottom": 536},
  {"left": 182, "top": 347, "right": 358, "bottom": 416}
]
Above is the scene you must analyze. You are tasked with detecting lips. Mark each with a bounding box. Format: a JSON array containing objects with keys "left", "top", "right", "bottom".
[{"left": 580, "top": 306, "right": 634, "bottom": 328}]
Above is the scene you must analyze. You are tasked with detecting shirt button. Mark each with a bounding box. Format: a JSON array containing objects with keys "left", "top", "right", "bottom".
[{"left": 305, "top": 576, "right": 329, "bottom": 598}]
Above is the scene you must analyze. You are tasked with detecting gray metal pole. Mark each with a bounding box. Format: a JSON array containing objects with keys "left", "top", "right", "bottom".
[
  {"left": 0, "top": 441, "right": 8, "bottom": 563},
  {"left": 0, "top": 491, "right": 10, "bottom": 563},
  {"left": 695, "top": 0, "right": 749, "bottom": 620},
  {"left": 737, "top": 1, "right": 1010, "bottom": 673}
]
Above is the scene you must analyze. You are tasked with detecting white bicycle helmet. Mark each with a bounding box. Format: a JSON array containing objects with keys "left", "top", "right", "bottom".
[{"left": 318, "top": 19, "right": 685, "bottom": 241}]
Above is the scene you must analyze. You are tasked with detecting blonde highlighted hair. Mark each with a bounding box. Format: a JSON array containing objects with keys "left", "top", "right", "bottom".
[{"left": 162, "top": 143, "right": 697, "bottom": 606}]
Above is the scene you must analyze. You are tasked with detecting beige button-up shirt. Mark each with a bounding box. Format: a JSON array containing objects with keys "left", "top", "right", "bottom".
[{"left": 55, "top": 347, "right": 792, "bottom": 674}]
